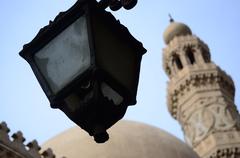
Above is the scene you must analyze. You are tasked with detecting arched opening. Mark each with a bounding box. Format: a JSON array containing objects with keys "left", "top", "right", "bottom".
[
  {"left": 186, "top": 48, "right": 195, "bottom": 64},
  {"left": 173, "top": 55, "right": 183, "bottom": 70}
]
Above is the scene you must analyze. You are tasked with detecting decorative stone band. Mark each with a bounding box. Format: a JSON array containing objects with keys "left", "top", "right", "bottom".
[
  {"left": 167, "top": 68, "right": 235, "bottom": 119},
  {"left": 209, "top": 147, "right": 240, "bottom": 158},
  {"left": 0, "top": 122, "right": 64, "bottom": 158}
]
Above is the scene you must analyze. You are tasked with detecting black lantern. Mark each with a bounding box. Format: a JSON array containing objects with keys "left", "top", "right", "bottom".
[{"left": 19, "top": 0, "right": 146, "bottom": 143}]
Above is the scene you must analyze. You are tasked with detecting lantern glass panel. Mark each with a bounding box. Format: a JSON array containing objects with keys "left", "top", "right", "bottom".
[
  {"left": 34, "top": 15, "right": 91, "bottom": 94},
  {"left": 101, "top": 82, "right": 123, "bottom": 106}
]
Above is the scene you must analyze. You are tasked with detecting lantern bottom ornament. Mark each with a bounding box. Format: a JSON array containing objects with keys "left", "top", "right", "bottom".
[{"left": 59, "top": 76, "right": 128, "bottom": 143}]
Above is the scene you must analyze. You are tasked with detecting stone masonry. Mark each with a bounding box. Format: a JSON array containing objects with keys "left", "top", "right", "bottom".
[
  {"left": 0, "top": 122, "right": 62, "bottom": 158},
  {"left": 163, "top": 22, "right": 240, "bottom": 158}
]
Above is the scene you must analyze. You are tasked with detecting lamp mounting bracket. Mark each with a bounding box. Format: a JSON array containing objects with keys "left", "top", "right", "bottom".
[{"left": 98, "top": 0, "right": 138, "bottom": 11}]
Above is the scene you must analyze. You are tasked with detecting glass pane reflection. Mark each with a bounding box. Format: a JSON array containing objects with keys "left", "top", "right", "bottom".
[{"left": 35, "top": 15, "right": 91, "bottom": 94}]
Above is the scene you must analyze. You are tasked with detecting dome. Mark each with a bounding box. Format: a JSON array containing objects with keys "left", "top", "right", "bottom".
[
  {"left": 42, "top": 120, "right": 199, "bottom": 158},
  {"left": 163, "top": 22, "right": 192, "bottom": 44}
]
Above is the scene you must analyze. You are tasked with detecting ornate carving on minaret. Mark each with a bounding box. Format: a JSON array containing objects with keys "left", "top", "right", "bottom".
[{"left": 162, "top": 20, "right": 240, "bottom": 158}]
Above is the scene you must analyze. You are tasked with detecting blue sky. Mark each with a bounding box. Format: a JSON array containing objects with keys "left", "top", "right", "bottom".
[{"left": 1, "top": 0, "right": 240, "bottom": 145}]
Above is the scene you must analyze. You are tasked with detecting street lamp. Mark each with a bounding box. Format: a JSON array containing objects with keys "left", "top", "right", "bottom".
[{"left": 19, "top": 0, "right": 146, "bottom": 143}]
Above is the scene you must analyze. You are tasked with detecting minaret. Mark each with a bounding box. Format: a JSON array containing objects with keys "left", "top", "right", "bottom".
[{"left": 162, "top": 18, "right": 240, "bottom": 158}]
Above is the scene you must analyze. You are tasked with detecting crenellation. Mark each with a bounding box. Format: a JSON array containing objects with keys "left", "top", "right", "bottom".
[
  {"left": 0, "top": 122, "right": 64, "bottom": 158},
  {"left": 41, "top": 149, "right": 55, "bottom": 158},
  {"left": 11, "top": 131, "right": 28, "bottom": 157},
  {"left": 26, "top": 140, "right": 41, "bottom": 158},
  {"left": 0, "top": 122, "right": 11, "bottom": 146},
  {"left": 12, "top": 132, "right": 26, "bottom": 144}
]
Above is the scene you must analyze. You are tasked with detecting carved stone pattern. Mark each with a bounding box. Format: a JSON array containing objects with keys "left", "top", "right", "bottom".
[
  {"left": 208, "top": 147, "right": 240, "bottom": 158},
  {"left": 184, "top": 107, "right": 214, "bottom": 146},
  {"left": 183, "top": 103, "right": 237, "bottom": 147},
  {"left": 167, "top": 70, "right": 235, "bottom": 119}
]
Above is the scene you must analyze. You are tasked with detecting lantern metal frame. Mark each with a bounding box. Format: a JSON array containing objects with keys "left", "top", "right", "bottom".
[
  {"left": 19, "top": 0, "right": 146, "bottom": 143},
  {"left": 20, "top": 0, "right": 146, "bottom": 108}
]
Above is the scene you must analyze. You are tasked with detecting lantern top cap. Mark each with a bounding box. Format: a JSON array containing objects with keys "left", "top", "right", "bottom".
[{"left": 19, "top": 0, "right": 146, "bottom": 58}]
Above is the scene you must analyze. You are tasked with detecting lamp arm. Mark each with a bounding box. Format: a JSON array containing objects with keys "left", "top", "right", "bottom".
[{"left": 97, "top": 0, "right": 111, "bottom": 10}]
